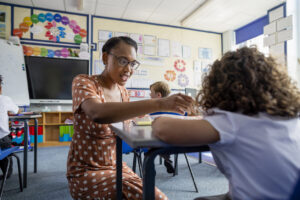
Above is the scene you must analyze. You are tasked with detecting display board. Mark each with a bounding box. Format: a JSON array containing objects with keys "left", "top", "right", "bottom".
[{"left": 0, "top": 39, "right": 30, "bottom": 106}]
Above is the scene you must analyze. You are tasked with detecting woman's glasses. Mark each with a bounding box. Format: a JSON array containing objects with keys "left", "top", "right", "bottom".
[{"left": 108, "top": 53, "right": 140, "bottom": 70}]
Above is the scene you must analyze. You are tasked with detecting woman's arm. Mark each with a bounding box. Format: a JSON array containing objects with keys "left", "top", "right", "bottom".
[
  {"left": 81, "top": 93, "right": 193, "bottom": 124},
  {"left": 152, "top": 117, "right": 220, "bottom": 146}
]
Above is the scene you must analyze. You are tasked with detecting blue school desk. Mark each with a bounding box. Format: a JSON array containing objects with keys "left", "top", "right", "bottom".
[
  {"left": 111, "top": 124, "right": 210, "bottom": 200},
  {"left": 9, "top": 113, "right": 42, "bottom": 188}
]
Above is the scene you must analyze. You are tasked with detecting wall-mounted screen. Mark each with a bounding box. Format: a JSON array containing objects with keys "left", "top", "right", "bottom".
[{"left": 25, "top": 56, "right": 89, "bottom": 104}]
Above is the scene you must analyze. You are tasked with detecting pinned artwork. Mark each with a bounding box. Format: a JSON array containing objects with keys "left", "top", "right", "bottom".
[
  {"left": 174, "top": 59, "right": 186, "bottom": 72},
  {"left": 45, "top": 21, "right": 66, "bottom": 42},
  {"left": 177, "top": 74, "right": 189, "bottom": 87},
  {"left": 13, "top": 12, "right": 87, "bottom": 44},
  {"left": 22, "top": 45, "right": 79, "bottom": 58},
  {"left": 30, "top": 25, "right": 43, "bottom": 35},
  {"left": 164, "top": 70, "right": 176, "bottom": 82}
]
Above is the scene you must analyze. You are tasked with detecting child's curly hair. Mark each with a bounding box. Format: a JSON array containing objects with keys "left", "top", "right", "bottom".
[{"left": 197, "top": 47, "right": 300, "bottom": 117}]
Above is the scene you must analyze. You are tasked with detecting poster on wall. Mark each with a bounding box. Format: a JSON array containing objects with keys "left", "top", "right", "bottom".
[
  {"left": 0, "top": 11, "right": 6, "bottom": 39},
  {"left": 98, "top": 30, "right": 113, "bottom": 41},
  {"left": 98, "top": 41, "right": 105, "bottom": 59},
  {"left": 143, "top": 35, "right": 156, "bottom": 46},
  {"left": 115, "top": 32, "right": 128, "bottom": 37},
  {"left": 198, "top": 47, "right": 212, "bottom": 59},
  {"left": 130, "top": 33, "right": 143, "bottom": 44},
  {"left": 143, "top": 45, "right": 156, "bottom": 56},
  {"left": 171, "top": 41, "right": 182, "bottom": 57},
  {"left": 93, "top": 60, "right": 105, "bottom": 75},
  {"left": 158, "top": 39, "right": 170, "bottom": 57},
  {"left": 137, "top": 45, "right": 143, "bottom": 57},
  {"left": 182, "top": 45, "right": 191, "bottom": 58}
]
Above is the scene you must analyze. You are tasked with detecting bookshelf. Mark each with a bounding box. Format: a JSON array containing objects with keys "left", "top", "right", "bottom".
[{"left": 29, "top": 111, "right": 73, "bottom": 146}]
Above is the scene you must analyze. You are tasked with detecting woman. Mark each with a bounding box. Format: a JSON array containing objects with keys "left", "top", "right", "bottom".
[{"left": 66, "top": 36, "right": 193, "bottom": 200}]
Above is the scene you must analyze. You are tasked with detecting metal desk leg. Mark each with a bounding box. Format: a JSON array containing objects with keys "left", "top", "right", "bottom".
[
  {"left": 23, "top": 120, "right": 28, "bottom": 188},
  {"left": 143, "top": 150, "right": 158, "bottom": 200},
  {"left": 116, "top": 136, "right": 123, "bottom": 200},
  {"left": 34, "top": 118, "right": 38, "bottom": 173},
  {"left": 198, "top": 152, "right": 202, "bottom": 163}
]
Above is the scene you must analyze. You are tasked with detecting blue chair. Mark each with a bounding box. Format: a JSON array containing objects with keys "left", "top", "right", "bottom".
[
  {"left": 0, "top": 146, "right": 23, "bottom": 198},
  {"left": 290, "top": 173, "right": 300, "bottom": 200},
  {"left": 122, "top": 141, "right": 147, "bottom": 178}
]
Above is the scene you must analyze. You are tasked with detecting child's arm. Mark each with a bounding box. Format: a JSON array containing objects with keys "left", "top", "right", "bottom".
[
  {"left": 81, "top": 93, "right": 193, "bottom": 124},
  {"left": 152, "top": 117, "right": 220, "bottom": 146}
]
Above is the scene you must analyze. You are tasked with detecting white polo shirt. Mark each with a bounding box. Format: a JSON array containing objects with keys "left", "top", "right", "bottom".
[
  {"left": 0, "top": 95, "right": 19, "bottom": 139},
  {"left": 204, "top": 108, "right": 300, "bottom": 200}
]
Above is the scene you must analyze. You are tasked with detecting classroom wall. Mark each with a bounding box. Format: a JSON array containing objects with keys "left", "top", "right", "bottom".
[
  {"left": 92, "top": 17, "right": 222, "bottom": 90},
  {"left": 0, "top": 2, "right": 222, "bottom": 110}
]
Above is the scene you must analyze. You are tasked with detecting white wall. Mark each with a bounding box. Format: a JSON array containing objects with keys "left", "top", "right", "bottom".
[
  {"left": 286, "top": 0, "right": 300, "bottom": 87},
  {"left": 222, "top": 30, "right": 235, "bottom": 54}
]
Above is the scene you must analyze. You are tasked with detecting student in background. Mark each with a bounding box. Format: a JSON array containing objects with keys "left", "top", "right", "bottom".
[
  {"left": 152, "top": 47, "right": 300, "bottom": 200},
  {"left": 66, "top": 36, "right": 193, "bottom": 200},
  {"left": 149, "top": 81, "right": 175, "bottom": 174},
  {"left": 0, "top": 75, "right": 20, "bottom": 179}
]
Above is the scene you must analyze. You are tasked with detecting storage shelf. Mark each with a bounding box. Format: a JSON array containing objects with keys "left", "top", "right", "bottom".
[{"left": 37, "top": 112, "right": 73, "bottom": 146}]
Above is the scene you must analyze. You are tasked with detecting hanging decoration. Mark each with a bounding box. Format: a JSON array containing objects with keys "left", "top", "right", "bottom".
[
  {"left": 174, "top": 59, "right": 186, "bottom": 72},
  {"left": 13, "top": 12, "right": 87, "bottom": 44},
  {"left": 177, "top": 74, "right": 189, "bottom": 87},
  {"left": 164, "top": 70, "right": 176, "bottom": 82},
  {"left": 22, "top": 45, "right": 79, "bottom": 58}
]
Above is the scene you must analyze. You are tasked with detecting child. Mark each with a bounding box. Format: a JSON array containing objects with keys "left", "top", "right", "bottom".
[
  {"left": 149, "top": 81, "right": 175, "bottom": 174},
  {"left": 0, "top": 75, "right": 20, "bottom": 179},
  {"left": 152, "top": 47, "right": 300, "bottom": 200},
  {"left": 66, "top": 36, "right": 193, "bottom": 200}
]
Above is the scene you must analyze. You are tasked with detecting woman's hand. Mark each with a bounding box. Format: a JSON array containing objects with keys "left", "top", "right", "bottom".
[{"left": 158, "top": 93, "right": 194, "bottom": 114}]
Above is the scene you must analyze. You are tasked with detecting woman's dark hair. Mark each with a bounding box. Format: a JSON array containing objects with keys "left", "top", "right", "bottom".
[
  {"left": 197, "top": 47, "right": 300, "bottom": 117},
  {"left": 102, "top": 36, "right": 137, "bottom": 53},
  {"left": 0, "top": 75, "right": 2, "bottom": 85}
]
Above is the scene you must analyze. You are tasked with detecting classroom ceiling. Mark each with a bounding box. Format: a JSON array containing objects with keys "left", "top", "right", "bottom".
[{"left": 1, "top": 0, "right": 286, "bottom": 33}]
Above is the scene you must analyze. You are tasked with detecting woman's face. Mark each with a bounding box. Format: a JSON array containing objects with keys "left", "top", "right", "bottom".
[{"left": 103, "top": 41, "right": 137, "bottom": 86}]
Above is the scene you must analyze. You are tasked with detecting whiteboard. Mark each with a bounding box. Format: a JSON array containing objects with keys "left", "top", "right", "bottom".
[{"left": 0, "top": 39, "right": 30, "bottom": 106}]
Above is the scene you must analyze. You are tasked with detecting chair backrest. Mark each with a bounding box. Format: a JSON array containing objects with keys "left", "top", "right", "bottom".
[
  {"left": 290, "top": 174, "right": 300, "bottom": 200},
  {"left": 122, "top": 141, "right": 134, "bottom": 154}
]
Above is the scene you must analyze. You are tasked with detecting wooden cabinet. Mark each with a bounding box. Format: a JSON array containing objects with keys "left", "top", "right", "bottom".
[{"left": 29, "top": 111, "right": 73, "bottom": 146}]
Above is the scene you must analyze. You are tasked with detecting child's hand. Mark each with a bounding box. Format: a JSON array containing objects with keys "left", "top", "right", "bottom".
[{"left": 158, "top": 93, "right": 194, "bottom": 114}]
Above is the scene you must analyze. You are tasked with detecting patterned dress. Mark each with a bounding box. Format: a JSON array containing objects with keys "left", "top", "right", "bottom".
[{"left": 66, "top": 74, "right": 168, "bottom": 200}]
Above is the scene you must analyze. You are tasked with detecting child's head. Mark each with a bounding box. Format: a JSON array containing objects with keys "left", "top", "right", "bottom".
[
  {"left": 197, "top": 47, "right": 300, "bottom": 117},
  {"left": 150, "top": 81, "right": 171, "bottom": 99}
]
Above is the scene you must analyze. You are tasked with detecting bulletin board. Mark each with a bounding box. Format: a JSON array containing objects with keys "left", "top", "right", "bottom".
[
  {"left": 0, "top": 4, "right": 11, "bottom": 39},
  {"left": 92, "top": 17, "right": 222, "bottom": 90}
]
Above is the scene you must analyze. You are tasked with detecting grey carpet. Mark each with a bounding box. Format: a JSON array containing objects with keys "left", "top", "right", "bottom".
[{"left": 3, "top": 146, "right": 228, "bottom": 200}]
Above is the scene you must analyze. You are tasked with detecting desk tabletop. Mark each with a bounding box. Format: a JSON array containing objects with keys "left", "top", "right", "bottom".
[
  {"left": 9, "top": 114, "right": 42, "bottom": 120},
  {"left": 111, "top": 124, "right": 172, "bottom": 148}
]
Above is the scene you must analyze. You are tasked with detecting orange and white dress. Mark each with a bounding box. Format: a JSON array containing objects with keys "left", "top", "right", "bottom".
[{"left": 66, "top": 74, "right": 168, "bottom": 200}]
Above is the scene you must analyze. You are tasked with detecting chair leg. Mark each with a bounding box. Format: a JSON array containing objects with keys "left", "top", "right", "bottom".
[
  {"left": 184, "top": 153, "right": 198, "bottom": 193},
  {"left": 173, "top": 154, "right": 178, "bottom": 176},
  {"left": 198, "top": 152, "right": 202, "bottom": 163},
  {"left": 0, "top": 157, "right": 11, "bottom": 199},
  {"left": 159, "top": 155, "right": 162, "bottom": 165},
  {"left": 137, "top": 152, "right": 143, "bottom": 178},
  {"left": 132, "top": 152, "right": 137, "bottom": 173},
  {"left": 11, "top": 154, "right": 23, "bottom": 192}
]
